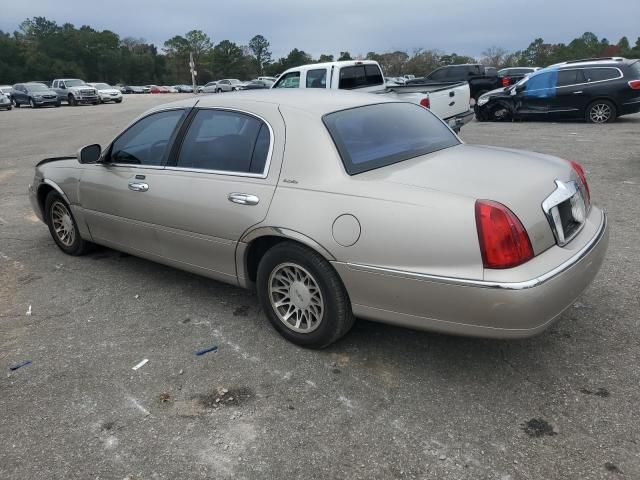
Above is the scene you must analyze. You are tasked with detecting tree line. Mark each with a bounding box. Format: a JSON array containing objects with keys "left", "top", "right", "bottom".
[{"left": 1, "top": 17, "right": 639, "bottom": 85}]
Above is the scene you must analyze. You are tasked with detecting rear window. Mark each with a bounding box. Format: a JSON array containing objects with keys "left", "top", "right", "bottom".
[
  {"left": 323, "top": 103, "right": 460, "bottom": 175},
  {"left": 557, "top": 69, "right": 586, "bottom": 87},
  {"left": 585, "top": 68, "right": 621, "bottom": 82},
  {"left": 338, "top": 65, "right": 384, "bottom": 89}
]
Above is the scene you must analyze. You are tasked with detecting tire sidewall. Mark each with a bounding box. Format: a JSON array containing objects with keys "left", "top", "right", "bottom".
[
  {"left": 257, "top": 243, "right": 349, "bottom": 348},
  {"left": 45, "top": 192, "right": 85, "bottom": 255}
]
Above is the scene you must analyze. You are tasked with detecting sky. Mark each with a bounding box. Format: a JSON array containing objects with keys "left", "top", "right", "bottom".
[{"left": 1, "top": 0, "right": 638, "bottom": 59}]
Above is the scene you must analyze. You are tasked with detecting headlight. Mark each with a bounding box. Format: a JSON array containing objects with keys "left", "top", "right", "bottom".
[{"left": 477, "top": 96, "right": 489, "bottom": 107}]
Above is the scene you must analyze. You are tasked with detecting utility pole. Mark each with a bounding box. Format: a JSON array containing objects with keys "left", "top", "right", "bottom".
[{"left": 190, "top": 52, "right": 197, "bottom": 94}]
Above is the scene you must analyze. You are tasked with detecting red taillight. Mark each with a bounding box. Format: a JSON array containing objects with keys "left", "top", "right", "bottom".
[
  {"left": 628, "top": 80, "right": 640, "bottom": 90},
  {"left": 568, "top": 160, "right": 590, "bottom": 202},
  {"left": 502, "top": 76, "right": 510, "bottom": 87},
  {"left": 419, "top": 97, "right": 430, "bottom": 109},
  {"left": 475, "top": 200, "right": 534, "bottom": 269}
]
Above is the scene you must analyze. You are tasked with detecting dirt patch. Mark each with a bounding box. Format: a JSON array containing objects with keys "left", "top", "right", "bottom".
[
  {"left": 580, "top": 387, "right": 610, "bottom": 398},
  {"left": 233, "top": 305, "right": 250, "bottom": 317},
  {"left": 169, "top": 386, "right": 254, "bottom": 417},
  {"left": 521, "top": 418, "right": 558, "bottom": 437},
  {"left": 604, "top": 462, "right": 622, "bottom": 474}
]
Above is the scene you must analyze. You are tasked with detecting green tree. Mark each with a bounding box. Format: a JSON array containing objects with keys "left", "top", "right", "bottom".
[
  {"left": 212, "top": 40, "right": 248, "bottom": 78},
  {"left": 248, "top": 34, "right": 272, "bottom": 75},
  {"left": 338, "top": 51, "right": 352, "bottom": 61},
  {"left": 317, "top": 53, "right": 334, "bottom": 63}
]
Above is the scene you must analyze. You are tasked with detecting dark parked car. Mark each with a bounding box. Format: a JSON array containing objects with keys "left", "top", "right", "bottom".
[
  {"left": 408, "top": 64, "right": 501, "bottom": 101},
  {"left": 497, "top": 67, "right": 540, "bottom": 87},
  {"left": 244, "top": 80, "right": 274, "bottom": 90},
  {"left": 118, "top": 85, "right": 134, "bottom": 94},
  {"left": 12, "top": 83, "right": 60, "bottom": 108},
  {"left": 475, "top": 57, "right": 640, "bottom": 123}
]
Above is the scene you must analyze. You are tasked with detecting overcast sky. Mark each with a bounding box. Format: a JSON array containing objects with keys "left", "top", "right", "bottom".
[{"left": 1, "top": 0, "right": 638, "bottom": 58}]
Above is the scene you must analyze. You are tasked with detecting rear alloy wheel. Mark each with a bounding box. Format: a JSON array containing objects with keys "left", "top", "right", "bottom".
[
  {"left": 257, "top": 242, "right": 354, "bottom": 348},
  {"left": 586, "top": 100, "right": 616, "bottom": 124},
  {"left": 44, "top": 191, "right": 92, "bottom": 255}
]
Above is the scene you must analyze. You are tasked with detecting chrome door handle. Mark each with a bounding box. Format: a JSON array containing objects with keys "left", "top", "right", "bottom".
[
  {"left": 228, "top": 193, "right": 259, "bottom": 205},
  {"left": 573, "top": 91, "right": 583, "bottom": 94},
  {"left": 128, "top": 182, "right": 149, "bottom": 192}
]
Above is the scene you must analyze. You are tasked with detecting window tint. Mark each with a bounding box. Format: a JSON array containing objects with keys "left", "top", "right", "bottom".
[
  {"left": 585, "top": 68, "right": 621, "bottom": 82},
  {"left": 177, "top": 109, "right": 270, "bottom": 174},
  {"left": 338, "top": 65, "right": 384, "bottom": 89},
  {"left": 323, "top": 102, "right": 459, "bottom": 175},
  {"left": 273, "top": 72, "right": 301, "bottom": 88},
  {"left": 306, "top": 69, "right": 327, "bottom": 88},
  {"left": 557, "top": 69, "right": 585, "bottom": 87},
  {"left": 110, "top": 110, "right": 185, "bottom": 166},
  {"left": 429, "top": 68, "right": 448, "bottom": 80},
  {"left": 630, "top": 61, "right": 640, "bottom": 78}
]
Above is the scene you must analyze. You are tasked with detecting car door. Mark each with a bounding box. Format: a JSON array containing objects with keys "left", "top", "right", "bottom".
[
  {"left": 78, "top": 108, "right": 189, "bottom": 256},
  {"left": 12, "top": 85, "right": 25, "bottom": 104},
  {"left": 518, "top": 70, "right": 557, "bottom": 117},
  {"left": 145, "top": 104, "right": 285, "bottom": 283},
  {"left": 553, "top": 68, "right": 588, "bottom": 117}
]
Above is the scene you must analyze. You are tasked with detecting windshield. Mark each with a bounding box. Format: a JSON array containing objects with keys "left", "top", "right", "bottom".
[
  {"left": 26, "top": 83, "right": 51, "bottom": 92},
  {"left": 94, "top": 83, "right": 111, "bottom": 90},
  {"left": 65, "top": 79, "right": 86, "bottom": 87},
  {"left": 323, "top": 102, "right": 460, "bottom": 175}
]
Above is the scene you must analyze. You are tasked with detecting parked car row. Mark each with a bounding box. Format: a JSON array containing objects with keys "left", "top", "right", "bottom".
[{"left": 0, "top": 78, "right": 126, "bottom": 109}]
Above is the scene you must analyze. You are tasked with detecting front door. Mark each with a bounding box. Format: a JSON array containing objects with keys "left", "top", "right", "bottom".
[
  {"left": 518, "top": 70, "right": 557, "bottom": 118},
  {"left": 79, "top": 108, "right": 188, "bottom": 256}
]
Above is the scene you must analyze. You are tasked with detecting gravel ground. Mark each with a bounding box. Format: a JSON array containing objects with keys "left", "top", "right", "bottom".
[{"left": 1, "top": 95, "right": 639, "bottom": 480}]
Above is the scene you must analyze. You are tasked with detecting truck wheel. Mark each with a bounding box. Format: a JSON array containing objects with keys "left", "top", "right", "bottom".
[
  {"left": 586, "top": 100, "right": 616, "bottom": 124},
  {"left": 68, "top": 95, "right": 77, "bottom": 106},
  {"left": 257, "top": 241, "right": 355, "bottom": 349}
]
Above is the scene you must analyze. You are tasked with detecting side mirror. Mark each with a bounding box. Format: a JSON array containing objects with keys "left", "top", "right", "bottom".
[{"left": 78, "top": 144, "right": 101, "bottom": 164}]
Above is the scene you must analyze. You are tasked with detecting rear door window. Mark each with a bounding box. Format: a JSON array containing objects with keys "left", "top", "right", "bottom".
[
  {"left": 338, "top": 65, "right": 384, "bottom": 89},
  {"left": 306, "top": 69, "right": 327, "bottom": 88},
  {"left": 176, "top": 109, "right": 271, "bottom": 175},
  {"left": 557, "top": 69, "right": 586, "bottom": 87},
  {"left": 585, "top": 68, "right": 621, "bottom": 82},
  {"left": 323, "top": 102, "right": 459, "bottom": 175},
  {"left": 273, "top": 72, "right": 300, "bottom": 88}
]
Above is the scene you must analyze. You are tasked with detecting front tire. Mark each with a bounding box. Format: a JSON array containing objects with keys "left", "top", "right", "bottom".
[
  {"left": 68, "top": 95, "right": 77, "bottom": 106},
  {"left": 257, "top": 242, "right": 354, "bottom": 348},
  {"left": 586, "top": 100, "right": 616, "bottom": 123},
  {"left": 29, "top": 98, "right": 38, "bottom": 108},
  {"left": 44, "top": 191, "right": 92, "bottom": 255},
  {"left": 13, "top": 98, "right": 20, "bottom": 108}
]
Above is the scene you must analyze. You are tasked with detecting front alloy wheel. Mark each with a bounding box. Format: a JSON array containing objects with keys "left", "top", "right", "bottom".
[{"left": 44, "top": 191, "right": 92, "bottom": 255}]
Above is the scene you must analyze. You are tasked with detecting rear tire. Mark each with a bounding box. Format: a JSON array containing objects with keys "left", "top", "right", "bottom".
[
  {"left": 257, "top": 242, "right": 355, "bottom": 349},
  {"left": 586, "top": 100, "right": 616, "bottom": 123},
  {"left": 44, "top": 191, "right": 93, "bottom": 256}
]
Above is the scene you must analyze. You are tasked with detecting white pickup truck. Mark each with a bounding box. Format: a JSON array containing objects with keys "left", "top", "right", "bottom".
[{"left": 272, "top": 60, "right": 473, "bottom": 131}]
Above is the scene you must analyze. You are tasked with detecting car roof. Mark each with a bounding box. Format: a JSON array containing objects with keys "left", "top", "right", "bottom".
[
  {"left": 551, "top": 57, "right": 634, "bottom": 69},
  {"left": 150, "top": 89, "right": 395, "bottom": 116}
]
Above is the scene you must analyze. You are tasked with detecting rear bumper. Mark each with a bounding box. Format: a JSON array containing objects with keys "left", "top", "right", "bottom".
[
  {"left": 333, "top": 209, "right": 608, "bottom": 338},
  {"left": 444, "top": 109, "right": 474, "bottom": 131}
]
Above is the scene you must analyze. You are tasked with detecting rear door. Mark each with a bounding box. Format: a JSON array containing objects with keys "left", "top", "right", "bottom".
[
  {"left": 79, "top": 108, "right": 188, "bottom": 256},
  {"left": 146, "top": 104, "right": 285, "bottom": 283},
  {"left": 553, "top": 68, "right": 588, "bottom": 117}
]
